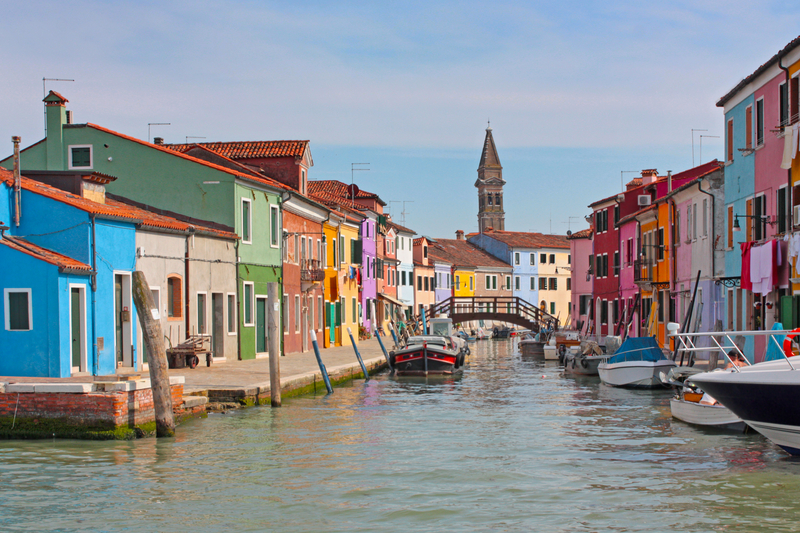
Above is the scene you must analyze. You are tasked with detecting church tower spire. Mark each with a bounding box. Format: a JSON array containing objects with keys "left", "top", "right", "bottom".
[{"left": 475, "top": 124, "right": 506, "bottom": 232}]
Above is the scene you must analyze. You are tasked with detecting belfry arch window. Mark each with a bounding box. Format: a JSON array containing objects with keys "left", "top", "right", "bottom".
[
  {"left": 487, "top": 194, "right": 493, "bottom": 206},
  {"left": 495, "top": 193, "right": 501, "bottom": 206}
]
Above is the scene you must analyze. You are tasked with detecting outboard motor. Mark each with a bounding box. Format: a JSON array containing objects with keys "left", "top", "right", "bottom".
[{"left": 557, "top": 344, "right": 567, "bottom": 365}]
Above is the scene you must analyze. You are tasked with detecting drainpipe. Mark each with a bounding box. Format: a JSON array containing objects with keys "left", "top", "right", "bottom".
[
  {"left": 696, "top": 178, "right": 717, "bottom": 330},
  {"left": 91, "top": 213, "right": 98, "bottom": 375},
  {"left": 184, "top": 232, "right": 191, "bottom": 337},
  {"left": 779, "top": 53, "right": 793, "bottom": 232},
  {"left": 12, "top": 136, "right": 21, "bottom": 227},
  {"left": 235, "top": 238, "right": 242, "bottom": 360}
]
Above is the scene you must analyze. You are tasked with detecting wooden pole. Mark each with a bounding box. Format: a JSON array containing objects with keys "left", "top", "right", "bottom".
[
  {"left": 131, "top": 271, "right": 175, "bottom": 437},
  {"left": 268, "top": 282, "right": 281, "bottom": 407}
]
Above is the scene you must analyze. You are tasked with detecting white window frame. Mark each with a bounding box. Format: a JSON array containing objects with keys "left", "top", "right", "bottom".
[
  {"left": 318, "top": 295, "right": 323, "bottom": 331},
  {"left": 756, "top": 96, "right": 765, "bottom": 147},
  {"left": 295, "top": 294, "right": 301, "bottom": 333},
  {"left": 68, "top": 284, "right": 88, "bottom": 372},
  {"left": 243, "top": 282, "right": 255, "bottom": 326},
  {"left": 196, "top": 291, "right": 208, "bottom": 335},
  {"left": 283, "top": 293, "right": 289, "bottom": 333},
  {"left": 67, "top": 144, "right": 93, "bottom": 170},
  {"left": 270, "top": 205, "right": 280, "bottom": 248},
  {"left": 241, "top": 198, "right": 252, "bottom": 244}
]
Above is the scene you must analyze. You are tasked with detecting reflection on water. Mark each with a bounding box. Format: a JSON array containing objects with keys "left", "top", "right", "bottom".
[{"left": 1, "top": 339, "right": 799, "bottom": 532}]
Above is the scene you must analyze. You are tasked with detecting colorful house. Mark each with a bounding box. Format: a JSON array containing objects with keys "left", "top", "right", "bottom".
[
  {"left": 412, "top": 236, "right": 436, "bottom": 317},
  {"left": 390, "top": 219, "right": 416, "bottom": 318},
  {"left": 567, "top": 228, "right": 593, "bottom": 332}
]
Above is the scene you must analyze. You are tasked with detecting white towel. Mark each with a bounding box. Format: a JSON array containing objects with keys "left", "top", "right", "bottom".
[
  {"left": 793, "top": 124, "right": 800, "bottom": 159},
  {"left": 782, "top": 127, "right": 794, "bottom": 169}
]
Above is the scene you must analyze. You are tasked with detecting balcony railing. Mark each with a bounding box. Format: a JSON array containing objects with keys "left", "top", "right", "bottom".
[
  {"left": 301, "top": 259, "right": 325, "bottom": 282},
  {"left": 633, "top": 259, "right": 654, "bottom": 283}
]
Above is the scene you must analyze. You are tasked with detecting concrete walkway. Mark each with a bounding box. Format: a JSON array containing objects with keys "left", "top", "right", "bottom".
[{"left": 169, "top": 337, "right": 390, "bottom": 403}]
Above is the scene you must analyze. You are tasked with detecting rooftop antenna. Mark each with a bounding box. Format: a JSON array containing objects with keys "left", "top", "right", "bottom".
[
  {"left": 42, "top": 77, "right": 74, "bottom": 134},
  {"left": 186, "top": 136, "right": 206, "bottom": 144},
  {"left": 562, "top": 216, "right": 584, "bottom": 232},
  {"left": 620, "top": 170, "right": 638, "bottom": 192},
  {"left": 699, "top": 135, "right": 719, "bottom": 165},
  {"left": 148, "top": 123, "right": 171, "bottom": 143},
  {"left": 351, "top": 163, "right": 369, "bottom": 186},
  {"left": 691, "top": 129, "right": 708, "bottom": 167},
  {"left": 401, "top": 200, "right": 414, "bottom": 226}
]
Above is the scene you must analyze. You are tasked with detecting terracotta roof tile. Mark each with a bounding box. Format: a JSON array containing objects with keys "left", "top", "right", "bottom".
[
  {"left": 0, "top": 236, "right": 91, "bottom": 273},
  {"left": 567, "top": 228, "right": 593, "bottom": 240},
  {"left": 477, "top": 229, "right": 570, "bottom": 249},
  {"left": 428, "top": 238, "right": 511, "bottom": 269},
  {"left": 387, "top": 220, "right": 415, "bottom": 235},
  {"left": 165, "top": 141, "right": 309, "bottom": 159}
]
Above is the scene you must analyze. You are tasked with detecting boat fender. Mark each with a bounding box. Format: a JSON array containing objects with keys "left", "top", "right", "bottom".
[
  {"left": 389, "top": 351, "right": 396, "bottom": 366},
  {"left": 580, "top": 357, "right": 589, "bottom": 369},
  {"left": 783, "top": 328, "right": 800, "bottom": 359}
]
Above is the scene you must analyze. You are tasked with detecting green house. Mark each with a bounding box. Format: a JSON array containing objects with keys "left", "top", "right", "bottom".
[{"left": 1, "top": 92, "right": 287, "bottom": 360}]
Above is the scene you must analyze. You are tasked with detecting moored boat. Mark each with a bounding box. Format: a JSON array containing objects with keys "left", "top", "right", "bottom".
[
  {"left": 390, "top": 317, "right": 468, "bottom": 376},
  {"left": 564, "top": 351, "right": 603, "bottom": 376},
  {"left": 598, "top": 336, "right": 676, "bottom": 388}
]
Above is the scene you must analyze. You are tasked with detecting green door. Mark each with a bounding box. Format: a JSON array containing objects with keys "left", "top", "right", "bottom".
[
  {"left": 328, "top": 302, "right": 335, "bottom": 344},
  {"left": 256, "top": 298, "right": 267, "bottom": 353},
  {"left": 71, "top": 288, "right": 82, "bottom": 369}
]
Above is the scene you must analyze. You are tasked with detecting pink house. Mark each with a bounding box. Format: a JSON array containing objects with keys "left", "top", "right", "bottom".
[{"left": 568, "top": 228, "right": 593, "bottom": 331}]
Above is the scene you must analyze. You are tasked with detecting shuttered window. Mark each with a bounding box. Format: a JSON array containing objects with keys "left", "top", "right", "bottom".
[
  {"left": 5, "top": 290, "right": 31, "bottom": 331},
  {"left": 745, "top": 105, "right": 753, "bottom": 149}
]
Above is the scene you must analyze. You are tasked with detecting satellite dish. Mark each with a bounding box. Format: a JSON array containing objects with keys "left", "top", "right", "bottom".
[
  {"left": 566, "top": 230, "right": 572, "bottom": 236},
  {"left": 347, "top": 184, "right": 360, "bottom": 199}
]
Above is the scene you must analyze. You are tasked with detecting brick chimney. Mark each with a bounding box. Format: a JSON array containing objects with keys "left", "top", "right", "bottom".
[
  {"left": 153, "top": 137, "right": 164, "bottom": 145},
  {"left": 456, "top": 229, "right": 464, "bottom": 240},
  {"left": 641, "top": 169, "right": 659, "bottom": 185},
  {"left": 43, "top": 91, "right": 68, "bottom": 171}
]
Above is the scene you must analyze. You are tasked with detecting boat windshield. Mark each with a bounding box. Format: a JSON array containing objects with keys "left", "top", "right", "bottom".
[{"left": 430, "top": 322, "right": 451, "bottom": 337}]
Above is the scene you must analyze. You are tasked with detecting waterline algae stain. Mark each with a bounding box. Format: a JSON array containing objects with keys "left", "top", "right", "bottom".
[{"left": 0, "top": 340, "right": 798, "bottom": 532}]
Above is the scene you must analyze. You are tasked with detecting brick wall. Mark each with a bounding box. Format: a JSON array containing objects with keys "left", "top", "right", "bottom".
[{"left": 0, "top": 383, "right": 185, "bottom": 427}]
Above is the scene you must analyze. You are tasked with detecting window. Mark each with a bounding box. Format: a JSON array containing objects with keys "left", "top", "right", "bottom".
[
  {"left": 455, "top": 275, "right": 460, "bottom": 290},
  {"left": 270, "top": 205, "right": 279, "bottom": 247},
  {"left": 424, "top": 246, "right": 428, "bottom": 258},
  {"left": 539, "top": 277, "right": 547, "bottom": 290},
  {"left": 726, "top": 118, "right": 734, "bottom": 162},
  {"left": 675, "top": 209, "right": 681, "bottom": 246},
  {"left": 401, "top": 271, "right": 406, "bottom": 285},
  {"left": 540, "top": 253, "right": 546, "bottom": 263},
  {"left": 727, "top": 205, "right": 734, "bottom": 248},
  {"left": 352, "top": 297, "right": 357, "bottom": 324},
  {"left": 549, "top": 278, "right": 557, "bottom": 290},
  {"left": 505, "top": 276, "right": 511, "bottom": 290},
  {"left": 566, "top": 278, "right": 571, "bottom": 291},
  {"left": 295, "top": 295, "right": 301, "bottom": 332},
  {"left": 745, "top": 105, "right": 753, "bottom": 150},
  {"left": 601, "top": 299, "right": 608, "bottom": 324},
  {"left": 241, "top": 199, "right": 252, "bottom": 244},
  {"left": 792, "top": 75, "right": 799, "bottom": 124},
  {"left": 429, "top": 276, "right": 434, "bottom": 291},
  {"left": 781, "top": 82, "right": 789, "bottom": 126},
  {"left": 417, "top": 276, "right": 422, "bottom": 290},
  {"left": 243, "top": 282, "right": 254, "bottom": 326},
  {"left": 424, "top": 275, "right": 429, "bottom": 291},
  {"left": 657, "top": 228, "right": 665, "bottom": 261},
  {"left": 778, "top": 187, "right": 789, "bottom": 234},
  {"left": 488, "top": 194, "right": 493, "bottom": 206},
  {"left": 68, "top": 145, "right": 92, "bottom": 169},
  {"left": 549, "top": 254, "right": 555, "bottom": 264},
  {"left": 614, "top": 205, "right": 620, "bottom": 225},
  {"left": 530, "top": 277, "right": 535, "bottom": 290},
  {"left": 294, "top": 235, "right": 300, "bottom": 263},
  {"left": 283, "top": 294, "right": 289, "bottom": 333},
  {"left": 332, "top": 238, "right": 337, "bottom": 266},
  {"left": 550, "top": 302, "right": 555, "bottom": 315},
  {"left": 702, "top": 199, "right": 708, "bottom": 237},
  {"left": 339, "top": 238, "right": 345, "bottom": 265},
  {"left": 469, "top": 276, "right": 473, "bottom": 291},
  {"left": 167, "top": 276, "right": 182, "bottom": 318},
  {"left": 754, "top": 195, "right": 767, "bottom": 241},
  {"left": 756, "top": 98, "right": 765, "bottom": 146},
  {"left": 4, "top": 289, "right": 31, "bottom": 331},
  {"left": 568, "top": 254, "right": 571, "bottom": 265},
  {"left": 227, "top": 294, "right": 236, "bottom": 334},
  {"left": 515, "top": 276, "right": 520, "bottom": 290},
  {"left": 197, "top": 293, "right": 207, "bottom": 334},
  {"left": 613, "top": 251, "right": 619, "bottom": 277},
  {"left": 318, "top": 295, "right": 323, "bottom": 329},
  {"left": 530, "top": 253, "right": 535, "bottom": 265},
  {"left": 514, "top": 252, "right": 520, "bottom": 265}
]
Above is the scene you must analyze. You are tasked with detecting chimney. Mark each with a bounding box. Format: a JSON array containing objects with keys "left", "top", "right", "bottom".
[
  {"left": 153, "top": 137, "right": 164, "bottom": 145},
  {"left": 43, "top": 91, "right": 68, "bottom": 171},
  {"left": 641, "top": 169, "right": 658, "bottom": 185},
  {"left": 12, "top": 136, "right": 21, "bottom": 226},
  {"left": 456, "top": 229, "right": 465, "bottom": 240},
  {"left": 66, "top": 110, "right": 73, "bottom": 124}
]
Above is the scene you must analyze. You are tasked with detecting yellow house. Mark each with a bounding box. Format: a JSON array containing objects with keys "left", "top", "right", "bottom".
[
  {"left": 323, "top": 217, "right": 341, "bottom": 348},
  {"left": 453, "top": 268, "right": 475, "bottom": 297},
  {"left": 636, "top": 203, "right": 672, "bottom": 348},
  {"left": 337, "top": 213, "right": 362, "bottom": 347}
]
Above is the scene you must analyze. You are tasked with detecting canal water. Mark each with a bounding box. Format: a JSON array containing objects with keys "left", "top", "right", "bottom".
[{"left": 2, "top": 340, "right": 799, "bottom": 532}]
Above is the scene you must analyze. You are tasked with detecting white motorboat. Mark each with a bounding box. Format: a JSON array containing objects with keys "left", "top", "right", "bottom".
[
  {"left": 665, "top": 367, "right": 745, "bottom": 431},
  {"left": 598, "top": 337, "right": 676, "bottom": 388},
  {"left": 673, "top": 329, "right": 800, "bottom": 454}
]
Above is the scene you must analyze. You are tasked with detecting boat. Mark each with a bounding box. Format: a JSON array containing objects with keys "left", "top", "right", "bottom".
[
  {"left": 598, "top": 336, "right": 676, "bottom": 388},
  {"left": 457, "top": 330, "right": 477, "bottom": 343},
  {"left": 492, "top": 325, "right": 511, "bottom": 339},
  {"left": 683, "top": 329, "right": 800, "bottom": 454},
  {"left": 475, "top": 327, "right": 489, "bottom": 341},
  {"left": 389, "top": 317, "right": 468, "bottom": 376},
  {"left": 564, "top": 350, "right": 603, "bottom": 376},
  {"left": 666, "top": 368, "right": 746, "bottom": 432},
  {"left": 519, "top": 336, "right": 545, "bottom": 358}
]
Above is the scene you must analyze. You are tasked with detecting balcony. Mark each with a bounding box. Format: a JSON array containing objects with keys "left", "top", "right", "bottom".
[
  {"left": 633, "top": 259, "right": 654, "bottom": 287},
  {"left": 301, "top": 259, "right": 325, "bottom": 282}
]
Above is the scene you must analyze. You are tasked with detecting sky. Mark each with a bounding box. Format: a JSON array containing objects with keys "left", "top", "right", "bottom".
[{"left": 3, "top": 1, "right": 800, "bottom": 237}]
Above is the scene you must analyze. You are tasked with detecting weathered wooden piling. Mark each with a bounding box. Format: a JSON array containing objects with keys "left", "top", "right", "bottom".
[
  {"left": 268, "top": 282, "right": 281, "bottom": 407},
  {"left": 131, "top": 270, "right": 175, "bottom": 437}
]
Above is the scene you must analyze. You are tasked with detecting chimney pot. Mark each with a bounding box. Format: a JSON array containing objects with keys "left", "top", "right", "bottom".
[
  {"left": 456, "top": 230, "right": 465, "bottom": 240},
  {"left": 153, "top": 137, "right": 164, "bottom": 145}
]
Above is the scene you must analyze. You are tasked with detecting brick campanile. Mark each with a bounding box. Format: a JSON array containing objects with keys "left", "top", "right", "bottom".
[{"left": 475, "top": 125, "right": 506, "bottom": 232}]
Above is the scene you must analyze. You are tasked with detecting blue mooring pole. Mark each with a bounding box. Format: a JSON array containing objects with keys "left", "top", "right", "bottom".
[
  {"left": 309, "top": 330, "right": 333, "bottom": 394},
  {"left": 346, "top": 327, "right": 369, "bottom": 381},
  {"left": 389, "top": 321, "right": 400, "bottom": 347},
  {"left": 422, "top": 307, "right": 428, "bottom": 335},
  {"left": 374, "top": 326, "right": 392, "bottom": 370}
]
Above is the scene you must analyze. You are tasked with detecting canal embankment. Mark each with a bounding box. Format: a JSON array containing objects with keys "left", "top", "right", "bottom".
[{"left": 0, "top": 338, "right": 389, "bottom": 439}]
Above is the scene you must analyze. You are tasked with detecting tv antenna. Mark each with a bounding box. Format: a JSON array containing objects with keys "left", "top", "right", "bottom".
[
  {"left": 620, "top": 170, "right": 638, "bottom": 192},
  {"left": 351, "top": 163, "right": 369, "bottom": 186},
  {"left": 148, "top": 123, "right": 171, "bottom": 143},
  {"left": 43, "top": 77, "right": 74, "bottom": 134},
  {"left": 562, "top": 216, "right": 585, "bottom": 232},
  {"left": 691, "top": 129, "right": 708, "bottom": 167},
  {"left": 699, "top": 135, "right": 719, "bottom": 165}
]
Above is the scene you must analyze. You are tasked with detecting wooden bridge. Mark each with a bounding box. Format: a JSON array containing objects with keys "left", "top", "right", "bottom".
[{"left": 418, "top": 296, "right": 560, "bottom": 334}]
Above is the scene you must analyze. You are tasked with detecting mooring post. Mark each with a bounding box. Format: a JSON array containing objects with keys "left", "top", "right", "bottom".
[
  {"left": 267, "top": 282, "right": 281, "bottom": 407},
  {"left": 309, "top": 330, "right": 333, "bottom": 394},
  {"left": 422, "top": 307, "right": 428, "bottom": 335},
  {"left": 373, "top": 324, "right": 392, "bottom": 370},
  {"left": 131, "top": 271, "right": 175, "bottom": 437},
  {"left": 389, "top": 320, "right": 401, "bottom": 348},
  {"left": 346, "top": 327, "right": 369, "bottom": 380}
]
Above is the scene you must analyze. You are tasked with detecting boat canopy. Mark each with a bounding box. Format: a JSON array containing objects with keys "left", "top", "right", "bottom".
[{"left": 607, "top": 337, "right": 670, "bottom": 364}]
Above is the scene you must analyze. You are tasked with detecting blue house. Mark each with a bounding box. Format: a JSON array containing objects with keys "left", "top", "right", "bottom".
[{"left": 1, "top": 168, "right": 137, "bottom": 377}]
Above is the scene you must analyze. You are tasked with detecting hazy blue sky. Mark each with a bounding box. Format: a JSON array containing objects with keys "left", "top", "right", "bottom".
[{"left": 3, "top": 1, "right": 800, "bottom": 237}]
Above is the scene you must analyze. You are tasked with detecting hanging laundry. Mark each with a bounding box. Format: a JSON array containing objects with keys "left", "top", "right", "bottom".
[
  {"left": 790, "top": 234, "right": 800, "bottom": 276},
  {"left": 752, "top": 241, "right": 775, "bottom": 295},
  {"left": 740, "top": 241, "right": 755, "bottom": 291},
  {"left": 793, "top": 123, "right": 800, "bottom": 160},
  {"left": 782, "top": 127, "right": 794, "bottom": 169}
]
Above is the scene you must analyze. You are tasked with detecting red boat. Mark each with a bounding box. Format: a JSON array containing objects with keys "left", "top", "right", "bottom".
[{"left": 389, "top": 335, "right": 466, "bottom": 376}]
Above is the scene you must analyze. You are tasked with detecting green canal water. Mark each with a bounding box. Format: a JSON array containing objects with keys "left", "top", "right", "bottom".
[{"left": 2, "top": 340, "right": 800, "bottom": 532}]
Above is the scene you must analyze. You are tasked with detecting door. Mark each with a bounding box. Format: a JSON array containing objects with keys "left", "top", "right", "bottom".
[
  {"left": 115, "top": 276, "right": 123, "bottom": 365},
  {"left": 70, "top": 287, "right": 84, "bottom": 372},
  {"left": 302, "top": 295, "right": 309, "bottom": 353},
  {"left": 327, "top": 302, "right": 335, "bottom": 346},
  {"left": 114, "top": 273, "right": 133, "bottom": 368},
  {"left": 256, "top": 297, "right": 267, "bottom": 354},
  {"left": 212, "top": 293, "right": 224, "bottom": 359}
]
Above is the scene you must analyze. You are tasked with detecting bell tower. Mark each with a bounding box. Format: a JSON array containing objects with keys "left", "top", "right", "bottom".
[{"left": 475, "top": 124, "right": 505, "bottom": 232}]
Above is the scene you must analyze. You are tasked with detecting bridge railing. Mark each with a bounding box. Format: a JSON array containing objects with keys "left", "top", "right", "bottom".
[{"left": 416, "top": 296, "right": 560, "bottom": 333}]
